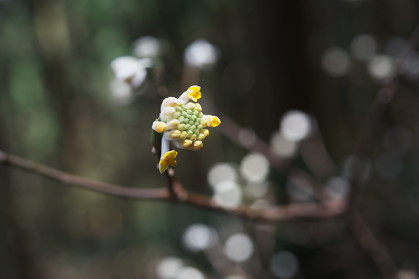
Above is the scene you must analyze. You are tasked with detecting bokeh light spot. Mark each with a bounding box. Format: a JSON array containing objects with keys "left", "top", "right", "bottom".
[
  {"left": 133, "top": 36, "right": 161, "bottom": 58},
  {"left": 240, "top": 153, "right": 269, "bottom": 183},
  {"left": 175, "top": 267, "right": 205, "bottom": 279},
  {"left": 184, "top": 39, "right": 218, "bottom": 69},
  {"left": 322, "top": 47, "right": 350, "bottom": 76},
  {"left": 224, "top": 233, "right": 254, "bottom": 262},
  {"left": 207, "top": 163, "right": 238, "bottom": 188},
  {"left": 326, "top": 176, "right": 349, "bottom": 200},
  {"left": 350, "top": 34, "right": 377, "bottom": 61},
  {"left": 270, "top": 130, "right": 297, "bottom": 158},
  {"left": 270, "top": 251, "right": 299, "bottom": 278},
  {"left": 213, "top": 181, "right": 242, "bottom": 209},
  {"left": 182, "top": 224, "right": 215, "bottom": 252},
  {"left": 368, "top": 55, "right": 395, "bottom": 80},
  {"left": 238, "top": 128, "right": 257, "bottom": 147},
  {"left": 157, "top": 257, "right": 184, "bottom": 279},
  {"left": 109, "top": 79, "right": 133, "bottom": 105},
  {"left": 280, "top": 111, "right": 312, "bottom": 142}
]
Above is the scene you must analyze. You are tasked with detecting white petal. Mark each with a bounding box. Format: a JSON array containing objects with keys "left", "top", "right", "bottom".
[
  {"left": 201, "top": 115, "right": 211, "bottom": 127},
  {"left": 160, "top": 136, "right": 170, "bottom": 159},
  {"left": 110, "top": 56, "right": 142, "bottom": 81},
  {"left": 133, "top": 36, "right": 161, "bottom": 58},
  {"left": 178, "top": 91, "right": 190, "bottom": 104},
  {"left": 131, "top": 68, "right": 147, "bottom": 87},
  {"left": 184, "top": 39, "right": 219, "bottom": 68},
  {"left": 137, "top": 57, "right": 154, "bottom": 68},
  {"left": 160, "top": 107, "right": 176, "bottom": 121},
  {"left": 161, "top": 97, "right": 180, "bottom": 110}
]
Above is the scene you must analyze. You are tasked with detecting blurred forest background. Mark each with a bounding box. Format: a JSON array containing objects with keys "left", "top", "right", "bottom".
[{"left": 1, "top": 0, "right": 419, "bottom": 278}]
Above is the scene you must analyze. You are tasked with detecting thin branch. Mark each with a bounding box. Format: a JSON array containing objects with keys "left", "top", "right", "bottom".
[
  {"left": 206, "top": 106, "right": 291, "bottom": 174},
  {"left": 339, "top": 24, "right": 419, "bottom": 279},
  {"left": 345, "top": 211, "right": 398, "bottom": 279},
  {"left": 348, "top": 23, "right": 419, "bottom": 206},
  {"left": 0, "top": 150, "right": 170, "bottom": 200},
  {"left": 0, "top": 149, "right": 346, "bottom": 222}
]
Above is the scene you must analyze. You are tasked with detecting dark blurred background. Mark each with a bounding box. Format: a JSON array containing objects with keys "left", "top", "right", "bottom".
[{"left": 1, "top": 0, "right": 419, "bottom": 278}]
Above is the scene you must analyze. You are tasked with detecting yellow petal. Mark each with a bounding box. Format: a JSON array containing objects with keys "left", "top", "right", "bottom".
[
  {"left": 210, "top": 116, "right": 221, "bottom": 127},
  {"left": 187, "top": 85, "right": 202, "bottom": 102},
  {"left": 159, "top": 150, "right": 178, "bottom": 173},
  {"left": 152, "top": 121, "right": 167, "bottom": 133},
  {"left": 203, "top": 115, "right": 221, "bottom": 128}
]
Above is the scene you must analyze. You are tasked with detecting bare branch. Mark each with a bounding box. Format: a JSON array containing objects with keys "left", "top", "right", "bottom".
[
  {"left": 345, "top": 211, "right": 398, "bottom": 279},
  {"left": 340, "top": 23, "right": 419, "bottom": 279},
  {"left": 0, "top": 150, "right": 170, "bottom": 200},
  {"left": 0, "top": 149, "right": 346, "bottom": 222}
]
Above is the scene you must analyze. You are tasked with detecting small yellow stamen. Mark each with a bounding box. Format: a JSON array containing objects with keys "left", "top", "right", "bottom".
[
  {"left": 159, "top": 150, "right": 178, "bottom": 173},
  {"left": 152, "top": 121, "right": 167, "bottom": 133},
  {"left": 187, "top": 85, "right": 202, "bottom": 102}
]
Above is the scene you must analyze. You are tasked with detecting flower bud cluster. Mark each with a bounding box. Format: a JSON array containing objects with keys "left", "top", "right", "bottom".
[{"left": 152, "top": 86, "right": 221, "bottom": 172}]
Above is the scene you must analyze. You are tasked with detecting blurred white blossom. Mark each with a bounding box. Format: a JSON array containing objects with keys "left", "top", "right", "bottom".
[
  {"left": 133, "top": 36, "right": 162, "bottom": 58},
  {"left": 184, "top": 39, "right": 219, "bottom": 69},
  {"left": 110, "top": 56, "right": 152, "bottom": 88},
  {"left": 109, "top": 79, "right": 134, "bottom": 105}
]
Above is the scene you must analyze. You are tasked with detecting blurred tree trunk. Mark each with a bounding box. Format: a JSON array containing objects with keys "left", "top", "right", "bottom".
[
  {"left": 0, "top": 43, "right": 40, "bottom": 279},
  {"left": 252, "top": 0, "right": 313, "bottom": 138}
]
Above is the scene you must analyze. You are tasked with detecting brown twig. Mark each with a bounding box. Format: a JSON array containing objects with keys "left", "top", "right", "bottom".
[
  {"left": 0, "top": 150, "right": 169, "bottom": 200},
  {"left": 339, "top": 24, "right": 419, "bottom": 279},
  {"left": 345, "top": 211, "right": 398, "bottom": 279},
  {"left": 348, "top": 23, "right": 419, "bottom": 207},
  {"left": 205, "top": 105, "right": 291, "bottom": 174},
  {"left": 0, "top": 149, "right": 346, "bottom": 222}
]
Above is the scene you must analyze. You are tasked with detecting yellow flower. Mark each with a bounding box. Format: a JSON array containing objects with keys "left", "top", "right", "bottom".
[
  {"left": 186, "top": 85, "right": 202, "bottom": 102},
  {"left": 152, "top": 85, "right": 221, "bottom": 173},
  {"left": 158, "top": 150, "right": 178, "bottom": 173}
]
